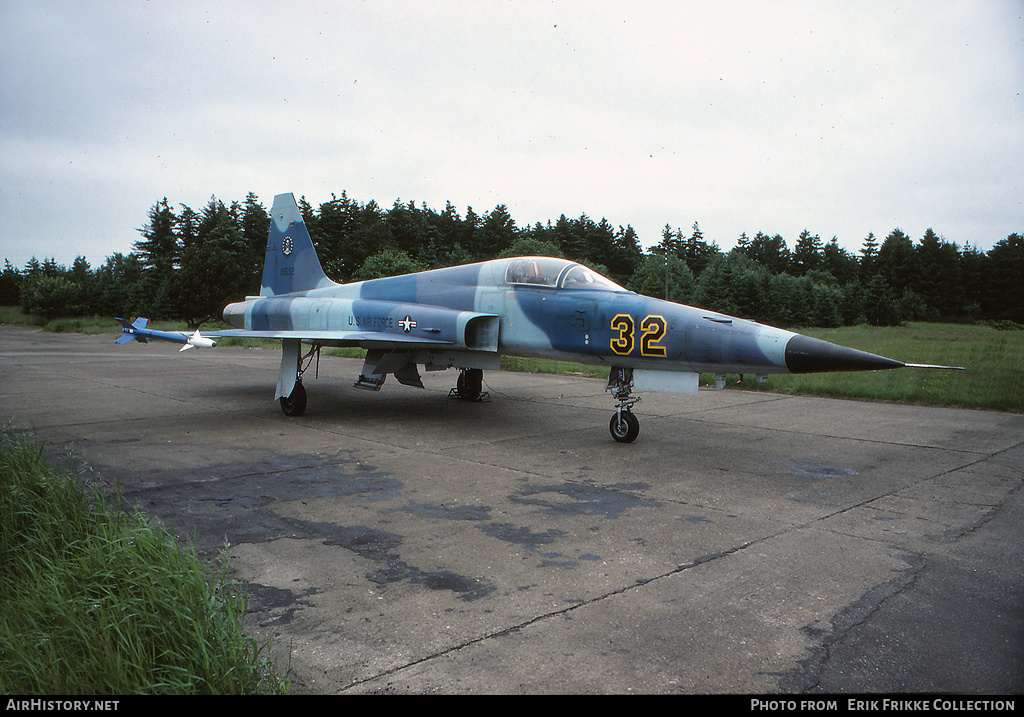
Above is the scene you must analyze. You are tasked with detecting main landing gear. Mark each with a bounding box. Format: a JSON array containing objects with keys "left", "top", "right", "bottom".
[
  {"left": 451, "top": 368, "right": 487, "bottom": 402},
  {"left": 278, "top": 343, "right": 319, "bottom": 417},
  {"left": 280, "top": 380, "right": 307, "bottom": 416},
  {"left": 607, "top": 367, "right": 640, "bottom": 443}
]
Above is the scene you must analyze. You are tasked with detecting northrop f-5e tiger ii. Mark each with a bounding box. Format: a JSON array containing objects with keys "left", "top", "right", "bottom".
[{"left": 116, "top": 192, "right": 961, "bottom": 442}]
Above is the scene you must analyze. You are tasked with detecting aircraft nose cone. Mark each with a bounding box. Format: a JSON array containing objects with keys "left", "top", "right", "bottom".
[{"left": 784, "top": 334, "right": 905, "bottom": 374}]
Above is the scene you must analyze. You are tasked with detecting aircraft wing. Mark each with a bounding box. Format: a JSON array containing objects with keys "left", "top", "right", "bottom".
[
  {"left": 117, "top": 318, "right": 465, "bottom": 351},
  {"left": 202, "top": 329, "right": 458, "bottom": 348},
  {"left": 202, "top": 328, "right": 496, "bottom": 400}
]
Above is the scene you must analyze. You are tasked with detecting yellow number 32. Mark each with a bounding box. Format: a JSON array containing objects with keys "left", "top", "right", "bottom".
[{"left": 610, "top": 314, "right": 667, "bottom": 357}]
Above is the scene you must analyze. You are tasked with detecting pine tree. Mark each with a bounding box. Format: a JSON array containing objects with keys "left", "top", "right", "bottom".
[
  {"left": 0, "top": 260, "right": 21, "bottom": 305},
  {"left": 821, "top": 237, "right": 857, "bottom": 285},
  {"left": 607, "top": 225, "right": 643, "bottom": 283},
  {"left": 877, "top": 228, "right": 917, "bottom": 295},
  {"left": 792, "top": 229, "right": 822, "bottom": 276},
  {"left": 477, "top": 205, "right": 518, "bottom": 259},
  {"left": 240, "top": 193, "right": 270, "bottom": 288},
  {"left": 134, "top": 198, "right": 178, "bottom": 273},
  {"left": 985, "top": 233, "right": 1024, "bottom": 321},
  {"left": 628, "top": 252, "right": 694, "bottom": 304},
  {"left": 859, "top": 232, "right": 879, "bottom": 281},
  {"left": 747, "top": 232, "right": 790, "bottom": 274},
  {"left": 683, "top": 222, "right": 717, "bottom": 276}
]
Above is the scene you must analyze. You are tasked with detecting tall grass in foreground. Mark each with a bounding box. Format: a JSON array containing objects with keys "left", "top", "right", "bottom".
[{"left": 0, "top": 428, "right": 288, "bottom": 694}]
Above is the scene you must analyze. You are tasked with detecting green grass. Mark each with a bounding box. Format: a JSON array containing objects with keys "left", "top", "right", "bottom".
[
  {"left": 0, "top": 305, "right": 45, "bottom": 327},
  {"left": 0, "top": 427, "right": 288, "bottom": 694},
  {"left": 745, "top": 323, "right": 1023, "bottom": 413},
  {"left": 503, "top": 323, "right": 1023, "bottom": 414}
]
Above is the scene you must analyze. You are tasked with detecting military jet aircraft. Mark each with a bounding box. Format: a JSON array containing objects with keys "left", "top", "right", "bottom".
[{"left": 116, "top": 192, "right": 961, "bottom": 442}]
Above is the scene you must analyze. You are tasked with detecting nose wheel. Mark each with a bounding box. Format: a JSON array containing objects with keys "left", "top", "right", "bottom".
[
  {"left": 607, "top": 367, "right": 641, "bottom": 442},
  {"left": 609, "top": 410, "right": 640, "bottom": 443}
]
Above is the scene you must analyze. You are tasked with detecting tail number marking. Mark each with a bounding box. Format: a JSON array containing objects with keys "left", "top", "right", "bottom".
[{"left": 610, "top": 314, "right": 667, "bottom": 357}]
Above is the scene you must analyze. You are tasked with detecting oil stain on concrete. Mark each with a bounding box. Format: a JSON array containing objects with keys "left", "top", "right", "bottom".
[{"left": 106, "top": 448, "right": 497, "bottom": 613}]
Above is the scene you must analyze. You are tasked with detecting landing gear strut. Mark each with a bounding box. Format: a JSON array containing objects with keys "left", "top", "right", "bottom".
[
  {"left": 607, "top": 367, "right": 640, "bottom": 443},
  {"left": 278, "top": 342, "right": 319, "bottom": 417}
]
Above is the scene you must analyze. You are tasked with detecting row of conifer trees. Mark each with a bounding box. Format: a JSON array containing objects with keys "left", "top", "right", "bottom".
[{"left": 3, "top": 192, "right": 1021, "bottom": 328}]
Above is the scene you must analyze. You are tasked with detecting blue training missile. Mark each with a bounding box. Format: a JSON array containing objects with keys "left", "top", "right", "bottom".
[{"left": 115, "top": 318, "right": 217, "bottom": 351}]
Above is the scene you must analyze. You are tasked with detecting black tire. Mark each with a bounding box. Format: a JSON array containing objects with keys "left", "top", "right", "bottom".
[
  {"left": 280, "top": 381, "right": 307, "bottom": 416},
  {"left": 456, "top": 369, "right": 483, "bottom": 401},
  {"left": 609, "top": 410, "right": 640, "bottom": 443}
]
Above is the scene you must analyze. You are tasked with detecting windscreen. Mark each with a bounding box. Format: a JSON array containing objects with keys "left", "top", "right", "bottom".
[
  {"left": 559, "top": 264, "right": 627, "bottom": 291},
  {"left": 504, "top": 257, "right": 626, "bottom": 291}
]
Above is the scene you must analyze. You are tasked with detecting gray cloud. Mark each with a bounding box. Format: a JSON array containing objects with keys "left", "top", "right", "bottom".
[{"left": 1, "top": 0, "right": 1021, "bottom": 269}]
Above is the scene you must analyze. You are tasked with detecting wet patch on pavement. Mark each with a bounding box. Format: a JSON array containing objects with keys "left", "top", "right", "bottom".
[
  {"left": 480, "top": 521, "right": 583, "bottom": 567},
  {"left": 510, "top": 481, "right": 661, "bottom": 518},
  {"left": 243, "top": 582, "right": 319, "bottom": 627},
  {"left": 481, "top": 522, "right": 565, "bottom": 550},
  {"left": 98, "top": 449, "right": 496, "bottom": 602},
  {"left": 386, "top": 502, "right": 492, "bottom": 521},
  {"left": 762, "top": 458, "right": 859, "bottom": 480}
]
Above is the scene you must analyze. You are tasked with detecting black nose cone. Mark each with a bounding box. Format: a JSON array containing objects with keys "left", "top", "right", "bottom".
[{"left": 784, "top": 334, "right": 905, "bottom": 374}]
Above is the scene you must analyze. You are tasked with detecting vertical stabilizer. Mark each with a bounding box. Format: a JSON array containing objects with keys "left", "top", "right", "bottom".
[{"left": 261, "top": 193, "right": 334, "bottom": 296}]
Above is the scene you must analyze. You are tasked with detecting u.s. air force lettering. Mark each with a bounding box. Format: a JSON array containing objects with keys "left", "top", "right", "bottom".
[{"left": 349, "top": 315, "right": 393, "bottom": 330}]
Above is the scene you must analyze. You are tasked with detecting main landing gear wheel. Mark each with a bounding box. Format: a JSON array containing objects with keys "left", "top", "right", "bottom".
[
  {"left": 609, "top": 410, "right": 640, "bottom": 443},
  {"left": 280, "top": 381, "right": 307, "bottom": 417},
  {"left": 455, "top": 368, "right": 483, "bottom": 401}
]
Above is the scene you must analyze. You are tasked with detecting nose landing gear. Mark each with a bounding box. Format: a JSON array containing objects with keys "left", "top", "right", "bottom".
[{"left": 607, "top": 367, "right": 640, "bottom": 443}]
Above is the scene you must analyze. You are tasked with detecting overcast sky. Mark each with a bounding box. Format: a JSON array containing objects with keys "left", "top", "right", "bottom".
[{"left": 2, "top": 0, "right": 1022, "bottom": 271}]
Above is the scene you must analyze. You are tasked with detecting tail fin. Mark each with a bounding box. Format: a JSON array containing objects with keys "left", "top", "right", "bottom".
[
  {"left": 260, "top": 193, "right": 335, "bottom": 297},
  {"left": 115, "top": 317, "right": 149, "bottom": 343}
]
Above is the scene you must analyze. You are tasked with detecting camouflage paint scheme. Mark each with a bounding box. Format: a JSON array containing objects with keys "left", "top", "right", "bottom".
[{"left": 118, "top": 192, "right": 920, "bottom": 442}]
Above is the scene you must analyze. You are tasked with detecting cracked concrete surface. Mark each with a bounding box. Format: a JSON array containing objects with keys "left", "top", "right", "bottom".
[{"left": 2, "top": 328, "right": 1021, "bottom": 694}]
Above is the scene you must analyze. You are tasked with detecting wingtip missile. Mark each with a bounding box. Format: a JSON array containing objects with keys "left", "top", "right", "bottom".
[
  {"left": 114, "top": 317, "right": 149, "bottom": 343},
  {"left": 179, "top": 330, "right": 217, "bottom": 351},
  {"left": 115, "top": 318, "right": 215, "bottom": 350}
]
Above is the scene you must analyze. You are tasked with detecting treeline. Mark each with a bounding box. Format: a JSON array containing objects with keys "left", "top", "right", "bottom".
[{"left": 3, "top": 191, "right": 1022, "bottom": 328}]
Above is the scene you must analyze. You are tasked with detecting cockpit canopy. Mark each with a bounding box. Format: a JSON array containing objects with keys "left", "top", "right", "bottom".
[{"left": 503, "top": 257, "right": 627, "bottom": 292}]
